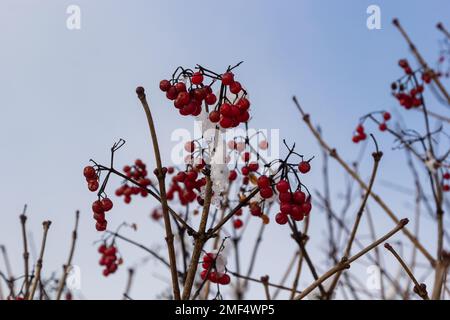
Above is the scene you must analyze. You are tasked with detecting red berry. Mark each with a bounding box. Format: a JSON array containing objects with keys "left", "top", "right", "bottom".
[
  {"left": 443, "top": 173, "right": 450, "bottom": 180},
  {"left": 98, "top": 244, "right": 107, "bottom": 254},
  {"left": 291, "top": 206, "right": 304, "bottom": 221},
  {"left": 275, "top": 212, "right": 288, "bottom": 225},
  {"left": 301, "top": 202, "right": 312, "bottom": 215},
  {"left": 92, "top": 200, "right": 104, "bottom": 214},
  {"left": 298, "top": 161, "right": 311, "bottom": 174},
  {"left": 186, "top": 170, "right": 198, "bottom": 181},
  {"left": 276, "top": 180, "right": 290, "bottom": 193},
  {"left": 191, "top": 72, "right": 203, "bottom": 85},
  {"left": 209, "top": 111, "right": 220, "bottom": 123},
  {"left": 257, "top": 175, "right": 270, "bottom": 188},
  {"left": 205, "top": 93, "right": 217, "bottom": 105},
  {"left": 209, "top": 272, "right": 218, "bottom": 283},
  {"left": 105, "top": 246, "right": 117, "bottom": 256},
  {"left": 83, "top": 166, "right": 96, "bottom": 179},
  {"left": 228, "top": 170, "right": 237, "bottom": 181},
  {"left": 221, "top": 72, "right": 234, "bottom": 85},
  {"left": 293, "top": 191, "right": 306, "bottom": 204},
  {"left": 166, "top": 86, "right": 178, "bottom": 100},
  {"left": 237, "top": 98, "right": 250, "bottom": 110},
  {"left": 93, "top": 211, "right": 105, "bottom": 222},
  {"left": 175, "top": 82, "right": 187, "bottom": 92},
  {"left": 101, "top": 198, "right": 113, "bottom": 212},
  {"left": 159, "top": 80, "right": 171, "bottom": 92},
  {"left": 250, "top": 204, "right": 262, "bottom": 217},
  {"left": 102, "top": 269, "right": 110, "bottom": 277},
  {"left": 219, "top": 116, "right": 233, "bottom": 128},
  {"left": 260, "top": 187, "right": 273, "bottom": 199},
  {"left": 241, "top": 166, "right": 250, "bottom": 176},
  {"left": 280, "top": 203, "right": 292, "bottom": 215},
  {"left": 279, "top": 192, "right": 292, "bottom": 203},
  {"left": 356, "top": 124, "right": 365, "bottom": 135},
  {"left": 176, "top": 172, "right": 186, "bottom": 183},
  {"left": 443, "top": 185, "right": 450, "bottom": 192},
  {"left": 96, "top": 221, "right": 107, "bottom": 232},
  {"left": 233, "top": 219, "right": 243, "bottom": 229},
  {"left": 248, "top": 162, "right": 259, "bottom": 171},
  {"left": 383, "top": 112, "right": 391, "bottom": 121},
  {"left": 200, "top": 270, "right": 208, "bottom": 280},
  {"left": 352, "top": 136, "right": 360, "bottom": 144},
  {"left": 379, "top": 123, "right": 387, "bottom": 132},
  {"left": 88, "top": 180, "right": 99, "bottom": 192},
  {"left": 230, "top": 81, "right": 242, "bottom": 94},
  {"left": 218, "top": 274, "right": 231, "bottom": 285}
]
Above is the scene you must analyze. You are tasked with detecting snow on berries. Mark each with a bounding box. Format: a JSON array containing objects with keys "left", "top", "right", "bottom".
[
  {"left": 98, "top": 243, "right": 122, "bottom": 277},
  {"left": 159, "top": 63, "right": 251, "bottom": 129},
  {"left": 200, "top": 251, "right": 230, "bottom": 285}
]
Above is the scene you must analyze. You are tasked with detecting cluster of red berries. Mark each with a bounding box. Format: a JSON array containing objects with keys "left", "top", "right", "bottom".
[
  {"left": 391, "top": 59, "right": 428, "bottom": 110},
  {"left": 352, "top": 112, "right": 391, "bottom": 143},
  {"left": 256, "top": 162, "right": 312, "bottom": 226},
  {"left": 200, "top": 253, "right": 231, "bottom": 285},
  {"left": 115, "top": 159, "right": 151, "bottom": 204},
  {"left": 83, "top": 165, "right": 99, "bottom": 192},
  {"left": 443, "top": 172, "right": 450, "bottom": 192},
  {"left": 98, "top": 244, "right": 122, "bottom": 277},
  {"left": 159, "top": 65, "right": 251, "bottom": 129},
  {"left": 92, "top": 197, "right": 113, "bottom": 231},
  {"left": 168, "top": 168, "right": 207, "bottom": 206}
]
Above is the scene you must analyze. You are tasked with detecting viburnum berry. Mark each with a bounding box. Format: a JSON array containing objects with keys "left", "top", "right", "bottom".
[
  {"left": 191, "top": 72, "right": 204, "bottom": 85},
  {"left": 221, "top": 72, "right": 234, "bottom": 85},
  {"left": 209, "top": 110, "right": 220, "bottom": 123},
  {"left": 88, "top": 180, "right": 99, "bottom": 192},
  {"left": 159, "top": 80, "right": 171, "bottom": 92},
  {"left": 83, "top": 166, "right": 96, "bottom": 179},
  {"left": 218, "top": 274, "right": 231, "bottom": 285},
  {"left": 276, "top": 180, "right": 290, "bottom": 193},
  {"left": 228, "top": 170, "right": 237, "bottom": 181},
  {"left": 92, "top": 200, "right": 104, "bottom": 214},
  {"left": 101, "top": 198, "right": 113, "bottom": 212},
  {"left": 383, "top": 112, "right": 391, "bottom": 121},
  {"left": 443, "top": 172, "right": 450, "bottom": 180},
  {"left": 205, "top": 93, "right": 217, "bottom": 105},
  {"left": 230, "top": 81, "right": 242, "bottom": 94},
  {"left": 233, "top": 219, "right": 243, "bottom": 229},
  {"left": 298, "top": 161, "right": 311, "bottom": 174},
  {"left": 443, "top": 184, "right": 450, "bottom": 192},
  {"left": 259, "top": 187, "right": 273, "bottom": 199},
  {"left": 379, "top": 123, "right": 387, "bottom": 132},
  {"left": 257, "top": 175, "right": 271, "bottom": 188},
  {"left": 98, "top": 244, "right": 121, "bottom": 276},
  {"left": 275, "top": 212, "right": 288, "bottom": 225}
]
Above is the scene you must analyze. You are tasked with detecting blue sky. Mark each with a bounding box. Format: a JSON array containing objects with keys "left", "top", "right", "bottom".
[{"left": 0, "top": 0, "right": 449, "bottom": 299}]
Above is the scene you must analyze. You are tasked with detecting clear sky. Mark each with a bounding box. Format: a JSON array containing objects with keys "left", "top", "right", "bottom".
[{"left": 0, "top": 0, "right": 449, "bottom": 299}]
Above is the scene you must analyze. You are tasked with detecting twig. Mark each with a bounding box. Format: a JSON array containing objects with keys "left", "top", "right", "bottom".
[
  {"left": 28, "top": 221, "right": 51, "bottom": 300},
  {"left": 19, "top": 205, "right": 30, "bottom": 298},
  {"left": 261, "top": 276, "right": 271, "bottom": 300},
  {"left": 136, "top": 87, "right": 181, "bottom": 300},
  {"left": 384, "top": 243, "right": 429, "bottom": 300},
  {"left": 122, "top": 268, "right": 135, "bottom": 300},
  {"left": 56, "top": 211, "right": 80, "bottom": 300},
  {"left": 294, "top": 218, "right": 409, "bottom": 300}
]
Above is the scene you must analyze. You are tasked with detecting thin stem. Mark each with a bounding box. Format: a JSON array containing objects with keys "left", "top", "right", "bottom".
[
  {"left": 19, "top": 205, "right": 30, "bottom": 298},
  {"left": 28, "top": 221, "right": 51, "bottom": 300},
  {"left": 384, "top": 243, "right": 429, "bottom": 300},
  {"left": 56, "top": 211, "right": 80, "bottom": 300},
  {"left": 122, "top": 268, "right": 135, "bottom": 300}
]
